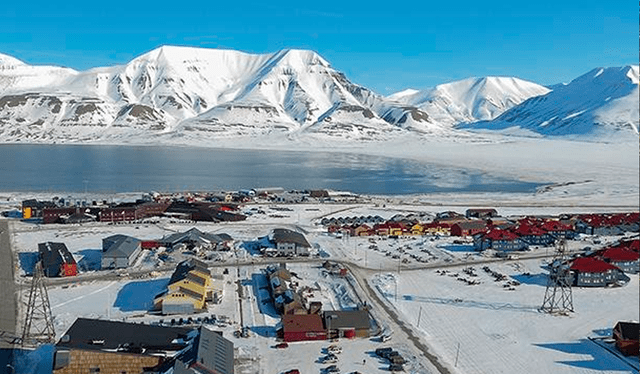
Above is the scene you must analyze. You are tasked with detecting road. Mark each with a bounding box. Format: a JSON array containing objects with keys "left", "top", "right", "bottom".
[{"left": 0, "top": 221, "right": 17, "bottom": 349}]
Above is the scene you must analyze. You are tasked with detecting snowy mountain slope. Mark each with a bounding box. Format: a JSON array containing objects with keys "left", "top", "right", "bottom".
[
  {"left": 388, "top": 76, "right": 550, "bottom": 127},
  {"left": 0, "top": 46, "right": 439, "bottom": 142},
  {"left": 461, "top": 66, "right": 640, "bottom": 136}
]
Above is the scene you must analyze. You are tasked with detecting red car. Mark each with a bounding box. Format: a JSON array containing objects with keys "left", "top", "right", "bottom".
[
  {"left": 284, "top": 370, "right": 300, "bottom": 374},
  {"left": 275, "top": 342, "right": 289, "bottom": 349}
]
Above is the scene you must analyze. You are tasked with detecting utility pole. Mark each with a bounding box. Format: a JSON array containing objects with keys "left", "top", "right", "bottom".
[{"left": 22, "top": 261, "right": 55, "bottom": 346}]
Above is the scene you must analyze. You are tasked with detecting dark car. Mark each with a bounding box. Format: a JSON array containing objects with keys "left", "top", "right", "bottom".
[
  {"left": 375, "top": 347, "right": 393, "bottom": 357},
  {"left": 284, "top": 370, "right": 300, "bottom": 374},
  {"left": 275, "top": 342, "right": 289, "bottom": 349},
  {"left": 389, "top": 364, "right": 404, "bottom": 372}
]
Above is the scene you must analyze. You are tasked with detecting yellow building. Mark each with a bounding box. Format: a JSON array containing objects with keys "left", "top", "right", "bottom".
[{"left": 154, "top": 259, "right": 215, "bottom": 315}]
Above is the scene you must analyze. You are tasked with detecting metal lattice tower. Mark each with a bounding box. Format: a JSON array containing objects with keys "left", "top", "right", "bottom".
[
  {"left": 21, "top": 261, "right": 55, "bottom": 346},
  {"left": 540, "top": 239, "right": 574, "bottom": 315}
]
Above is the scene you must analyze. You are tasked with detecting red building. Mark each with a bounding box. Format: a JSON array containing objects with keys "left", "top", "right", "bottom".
[
  {"left": 280, "top": 314, "right": 327, "bottom": 342},
  {"left": 613, "top": 321, "right": 639, "bottom": 356},
  {"left": 38, "top": 242, "right": 77, "bottom": 277},
  {"left": 451, "top": 221, "right": 487, "bottom": 237}
]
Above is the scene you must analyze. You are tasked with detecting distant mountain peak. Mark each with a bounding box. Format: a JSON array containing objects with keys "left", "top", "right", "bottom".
[
  {"left": 0, "top": 53, "right": 26, "bottom": 67},
  {"left": 389, "top": 75, "right": 549, "bottom": 126}
]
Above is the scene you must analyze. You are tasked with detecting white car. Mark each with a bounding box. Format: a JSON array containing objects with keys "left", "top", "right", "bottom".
[{"left": 327, "top": 345, "right": 342, "bottom": 354}]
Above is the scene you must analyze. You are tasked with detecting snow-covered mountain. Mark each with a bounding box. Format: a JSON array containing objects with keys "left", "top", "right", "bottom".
[
  {"left": 0, "top": 47, "right": 437, "bottom": 143},
  {"left": 460, "top": 66, "right": 639, "bottom": 137},
  {"left": 388, "top": 76, "right": 550, "bottom": 127},
  {"left": 0, "top": 47, "right": 637, "bottom": 144}
]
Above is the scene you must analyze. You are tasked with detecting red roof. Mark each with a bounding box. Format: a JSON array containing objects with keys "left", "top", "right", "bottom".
[
  {"left": 512, "top": 223, "right": 547, "bottom": 236},
  {"left": 484, "top": 228, "right": 519, "bottom": 241},
  {"left": 570, "top": 257, "right": 619, "bottom": 273},
  {"left": 540, "top": 220, "right": 573, "bottom": 232},
  {"left": 601, "top": 248, "right": 639, "bottom": 262},
  {"left": 614, "top": 239, "right": 639, "bottom": 252},
  {"left": 282, "top": 314, "right": 325, "bottom": 333}
]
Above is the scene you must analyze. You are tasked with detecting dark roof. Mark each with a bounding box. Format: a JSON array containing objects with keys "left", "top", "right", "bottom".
[
  {"left": 453, "top": 221, "right": 487, "bottom": 230},
  {"left": 323, "top": 310, "right": 370, "bottom": 330},
  {"left": 169, "top": 259, "right": 211, "bottom": 285},
  {"left": 271, "top": 228, "right": 311, "bottom": 248},
  {"left": 193, "top": 327, "right": 234, "bottom": 374},
  {"left": 56, "top": 318, "right": 194, "bottom": 353},
  {"left": 283, "top": 314, "right": 325, "bottom": 333},
  {"left": 38, "top": 242, "right": 75, "bottom": 277},
  {"left": 614, "top": 321, "right": 639, "bottom": 340},
  {"left": 102, "top": 234, "right": 141, "bottom": 259},
  {"left": 163, "top": 228, "right": 232, "bottom": 247}
]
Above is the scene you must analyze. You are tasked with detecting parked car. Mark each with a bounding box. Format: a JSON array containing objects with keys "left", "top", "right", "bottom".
[
  {"left": 375, "top": 347, "right": 393, "bottom": 357},
  {"left": 275, "top": 343, "right": 289, "bottom": 349},
  {"left": 284, "top": 370, "right": 300, "bottom": 374},
  {"left": 324, "top": 365, "right": 340, "bottom": 373},
  {"left": 389, "top": 363, "right": 404, "bottom": 372},
  {"left": 327, "top": 344, "right": 342, "bottom": 354},
  {"left": 321, "top": 354, "right": 338, "bottom": 364}
]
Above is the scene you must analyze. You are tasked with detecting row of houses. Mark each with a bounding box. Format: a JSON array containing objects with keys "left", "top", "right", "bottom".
[
  {"left": 323, "top": 211, "right": 638, "bottom": 240},
  {"left": 36, "top": 228, "right": 234, "bottom": 278},
  {"left": 153, "top": 259, "right": 222, "bottom": 315},
  {"left": 265, "top": 264, "right": 306, "bottom": 315},
  {"left": 53, "top": 317, "right": 234, "bottom": 374},
  {"left": 22, "top": 199, "right": 246, "bottom": 224}
]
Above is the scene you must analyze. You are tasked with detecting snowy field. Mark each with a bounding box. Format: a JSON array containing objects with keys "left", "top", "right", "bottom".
[{"left": 373, "top": 261, "right": 639, "bottom": 374}]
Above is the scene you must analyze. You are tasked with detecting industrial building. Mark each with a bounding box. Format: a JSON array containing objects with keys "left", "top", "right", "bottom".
[
  {"left": 101, "top": 234, "right": 143, "bottom": 269},
  {"left": 38, "top": 242, "right": 77, "bottom": 277}
]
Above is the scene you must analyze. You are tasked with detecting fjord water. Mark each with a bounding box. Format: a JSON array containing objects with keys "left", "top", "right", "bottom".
[{"left": 0, "top": 144, "right": 542, "bottom": 194}]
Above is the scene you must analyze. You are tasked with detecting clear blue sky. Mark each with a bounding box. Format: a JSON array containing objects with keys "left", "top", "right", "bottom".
[{"left": 1, "top": 0, "right": 637, "bottom": 94}]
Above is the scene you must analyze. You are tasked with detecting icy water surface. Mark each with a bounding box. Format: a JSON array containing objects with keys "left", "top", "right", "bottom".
[{"left": 0, "top": 144, "right": 543, "bottom": 194}]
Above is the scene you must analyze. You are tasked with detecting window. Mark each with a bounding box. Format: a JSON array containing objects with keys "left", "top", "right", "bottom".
[{"left": 89, "top": 368, "right": 100, "bottom": 373}]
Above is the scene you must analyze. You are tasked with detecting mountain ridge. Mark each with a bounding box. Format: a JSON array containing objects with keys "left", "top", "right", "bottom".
[{"left": 0, "top": 46, "right": 637, "bottom": 144}]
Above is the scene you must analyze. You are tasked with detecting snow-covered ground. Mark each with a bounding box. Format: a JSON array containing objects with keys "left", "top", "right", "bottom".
[
  {"left": 372, "top": 261, "right": 639, "bottom": 374},
  {"left": 8, "top": 201, "right": 639, "bottom": 374}
]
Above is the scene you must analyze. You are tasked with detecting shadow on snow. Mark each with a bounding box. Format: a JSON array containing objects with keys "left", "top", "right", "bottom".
[{"left": 114, "top": 278, "right": 169, "bottom": 312}]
